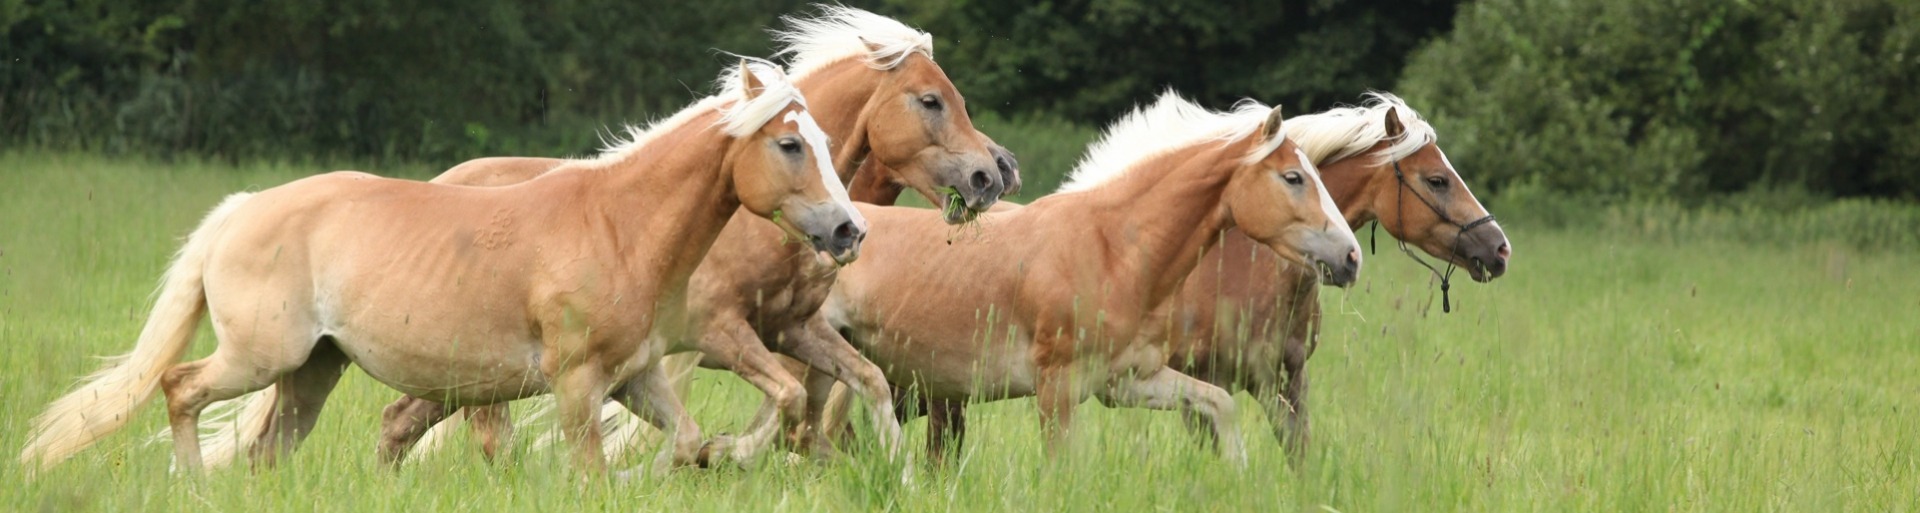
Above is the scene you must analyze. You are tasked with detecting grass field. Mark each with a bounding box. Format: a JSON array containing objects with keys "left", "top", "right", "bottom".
[{"left": 3, "top": 151, "right": 1916, "bottom": 512}]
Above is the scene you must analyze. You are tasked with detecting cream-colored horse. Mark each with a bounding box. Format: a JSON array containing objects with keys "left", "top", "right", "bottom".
[
  {"left": 174, "top": 7, "right": 1012, "bottom": 470},
  {"left": 849, "top": 93, "right": 1513, "bottom": 462},
  {"left": 818, "top": 93, "right": 1361, "bottom": 463},
  {"left": 19, "top": 60, "right": 858, "bottom": 476}
]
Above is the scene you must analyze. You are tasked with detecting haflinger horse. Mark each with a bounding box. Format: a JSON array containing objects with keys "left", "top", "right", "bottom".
[
  {"left": 174, "top": 6, "right": 1016, "bottom": 470},
  {"left": 813, "top": 92, "right": 1363, "bottom": 464},
  {"left": 823, "top": 92, "right": 1512, "bottom": 463},
  {"left": 18, "top": 58, "right": 862, "bottom": 476}
]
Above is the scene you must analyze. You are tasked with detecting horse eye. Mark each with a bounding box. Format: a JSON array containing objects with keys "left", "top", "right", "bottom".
[
  {"left": 778, "top": 139, "right": 802, "bottom": 154},
  {"left": 1425, "top": 175, "right": 1448, "bottom": 188},
  {"left": 1283, "top": 171, "right": 1304, "bottom": 185},
  {"left": 919, "top": 94, "right": 942, "bottom": 111}
]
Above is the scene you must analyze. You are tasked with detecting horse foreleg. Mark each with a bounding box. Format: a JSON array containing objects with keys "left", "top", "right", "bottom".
[
  {"left": 611, "top": 361, "right": 704, "bottom": 476},
  {"left": 465, "top": 403, "right": 515, "bottom": 464},
  {"left": 697, "top": 319, "right": 806, "bottom": 466},
  {"left": 1033, "top": 362, "right": 1082, "bottom": 460},
  {"left": 1098, "top": 367, "right": 1247, "bottom": 467},
  {"left": 781, "top": 315, "right": 903, "bottom": 460},
  {"left": 1273, "top": 351, "right": 1311, "bottom": 463},
  {"left": 249, "top": 341, "right": 350, "bottom": 469},
  {"left": 925, "top": 399, "right": 968, "bottom": 465},
  {"left": 552, "top": 364, "right": 611, "bottom": 475}
]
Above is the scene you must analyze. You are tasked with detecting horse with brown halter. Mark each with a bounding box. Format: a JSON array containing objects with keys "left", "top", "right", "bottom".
[
  {"left": 18, "top": 59, "right": 858, "bottom": 476},
  {"left": 811, "top": 93, "right": 1361, "bottom": 464},
  {"left": 831, "top": 93, "right": 1512, "bottom": 463},
  {"left": 181, "top": 7, "right": 1016, "bottom": 469}
]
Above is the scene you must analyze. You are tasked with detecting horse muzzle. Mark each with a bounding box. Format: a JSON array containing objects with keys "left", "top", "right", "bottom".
[
  {"left": 794, "top": 204, "right": 866, "bottom": 265},
  {"left": 1303, "top": 231, "right": 1363, "bottom": 288},
  {"left": 1455, "top": 222, "right": 1511, "bottom": 282}
]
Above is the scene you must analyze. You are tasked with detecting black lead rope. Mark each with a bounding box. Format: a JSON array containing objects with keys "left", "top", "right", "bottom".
[{"left": 1389, "top": 161, "right": 1495, "bottom": 314}]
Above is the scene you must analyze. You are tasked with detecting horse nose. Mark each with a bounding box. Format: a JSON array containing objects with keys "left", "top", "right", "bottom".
[
  {"left": 825, "top": 219, "right": 864, "bottom": 261},
  {"left": 1486, "top": 242, "right": 1511, "bottom": 277},
  {"left": 972, "top": 169, "right": 993, "bottom": 190},
  {"left": 1346, "top": 248, "right": 1361, "bottom": 269}
]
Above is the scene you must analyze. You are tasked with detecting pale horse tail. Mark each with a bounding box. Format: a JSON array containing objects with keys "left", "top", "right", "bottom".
[
  {"left": 410, "top": 351, "right": 702, "bottom": 464},
  {"left": 19, "top": 192, "right": 255, "bottom": 474}
]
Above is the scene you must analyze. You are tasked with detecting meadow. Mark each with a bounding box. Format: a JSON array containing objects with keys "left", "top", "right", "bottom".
[{"left": 2, "top": 151, "right": 1916, "bottom": 511}]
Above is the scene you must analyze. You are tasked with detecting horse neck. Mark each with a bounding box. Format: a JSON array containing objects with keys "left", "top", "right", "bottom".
[
  {"left": 795, "top": 60, "right": 885, "bottom": 182},
  {"left": 576, "top": 124, "right": 739, "bottom": 286},
  {"left": 846, "top": 158, "right": 906, "bottom": 204},
  {"left": 1075, "top": 144, "right": 1242, "bottom": 308},
  {"left": 1317, "top": 154, "right": 1385, "bottom": 229}
]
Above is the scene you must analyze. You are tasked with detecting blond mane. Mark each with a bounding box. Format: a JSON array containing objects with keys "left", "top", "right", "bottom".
[
  {"left": 773, "top": 5, "right": 935, "bottom": 78},
  {"left": 1285, "top": 91, "right": 1437, "bottom": 167},
  {"left": 588, "top": 58, "right": 803, "bottom": 164},
  {"left": 1057, "top": 91, "right": 1285, "bottom": 193}
]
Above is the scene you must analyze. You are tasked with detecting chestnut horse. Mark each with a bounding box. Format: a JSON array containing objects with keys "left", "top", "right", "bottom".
[
  {"left": 18, "top": 60, "right": 859, "bottom": 476},
  {"left": 186, "top": 6, "right": 1015, "bottom": 469},
  {"left": 830, "top": 92, "right": 1512, "bottom": 463},
  {"left": 817, "top": 93, "right": 1361, "bottom": 464}
]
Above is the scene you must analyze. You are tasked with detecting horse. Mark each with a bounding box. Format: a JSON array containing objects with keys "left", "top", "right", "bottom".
[
  {"left": 828, "top": 92, "right": 1513, "bottom": 463},
  {"left": 176, "top": 6, "right": 1015, "bottom": 470},
  {"left": 814, "top": 93, "right": 1362, "bottom": 464},
  {"left": 18, "top": 59, "right": 859, "bottom": 476}
]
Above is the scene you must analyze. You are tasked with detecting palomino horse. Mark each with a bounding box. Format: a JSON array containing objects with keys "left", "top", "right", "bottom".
[
  {"left": 815, "top": 93, "right": 1362, "bottom": 464},
  {"left": 18, "top": 60, "right": 860, "bottom": 475},
  {"left": 191, "top": 6, "right": 1013, "bottom": 469},
  {"left": 830, "top": 93, "right": 1512, "bottom": 463}
]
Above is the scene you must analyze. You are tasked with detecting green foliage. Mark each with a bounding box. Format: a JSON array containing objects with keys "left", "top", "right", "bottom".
[
  {"left": 886, "top": 0, "right": 1459, "bottom": 122},
  {"left": 3, "top": 0, "right": 803, "bottom": 164},
  {"left": 1400, "top": 0, "right": 1920, "bottom": 199}
]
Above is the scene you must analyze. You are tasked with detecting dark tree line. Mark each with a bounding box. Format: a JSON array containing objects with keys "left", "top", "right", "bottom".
[{"left": 4, "top": 0, "right": 1915, "bottom": 199}]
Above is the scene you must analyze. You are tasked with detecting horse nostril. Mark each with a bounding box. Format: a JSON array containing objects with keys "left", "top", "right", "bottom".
[
  {"left": 970, "top": 169, "right": 993, "bottom": 193},
  {"left": 1496, "top": 242, "right": 1511, "bottom": 260},
  {"left": 829, "top": 220, "right": 860, "bottom": 251},
  {"left": 1346, "top": 249, "right": 1360, "bottom": 267}
]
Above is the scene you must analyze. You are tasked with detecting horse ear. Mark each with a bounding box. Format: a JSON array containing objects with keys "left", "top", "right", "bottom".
[
  {"left": 739, "top": 59, "right": 766, "bottom": 100},
  {"left": 858, "top": 36, "right": 886, "bottom": 54},
  {"left": 1382, "top": 106, "right": 1405, "bottom": 138},
  {"left": 1260, "top": 105, "right": 1286, "bottom": 146}
]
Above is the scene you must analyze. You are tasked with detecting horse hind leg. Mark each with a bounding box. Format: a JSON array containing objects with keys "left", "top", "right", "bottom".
[
  {"left": 246, "top": 338, "right": 351, "bottom": 469},
  {"left": 377, "top": 396, "right": 457, "bottom": 468},
  {"left": 161, "top": 338, "right": 315, "bottom": 473}
]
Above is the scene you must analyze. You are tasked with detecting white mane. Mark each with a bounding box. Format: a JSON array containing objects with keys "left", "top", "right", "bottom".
[
  {"left": 773, "top": 5, "right": 936, "bottom": 78},
  {"left": 1057, "top": 91, "right": 1285, "bottom": 193},
  {"left": 1285, "top": 91, "right": 1437, "bottom": 166},
  {"left": 588, "top": 58, "right": 803, "bottom": 163}
]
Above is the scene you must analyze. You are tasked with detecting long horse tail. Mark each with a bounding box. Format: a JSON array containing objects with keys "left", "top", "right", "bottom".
[
  {"left": 19, "top": 192, "right": 254, "bottom": 473},
  {"left": 184, "top": 386, "right": 279, "bottom": 469}
]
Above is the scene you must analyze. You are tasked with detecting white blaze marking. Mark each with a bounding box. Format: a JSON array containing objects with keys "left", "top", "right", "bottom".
[
  {"left": 785, "top": 110, "right": 866, "bottom": 229},
  {"left": 1297, "top": 148, "right": 1352, "bottom": 242}
]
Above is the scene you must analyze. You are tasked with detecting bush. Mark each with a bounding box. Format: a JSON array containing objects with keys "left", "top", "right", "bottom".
[{"left": 1399, "top": 0, "right": 1920, "bottom": 199}]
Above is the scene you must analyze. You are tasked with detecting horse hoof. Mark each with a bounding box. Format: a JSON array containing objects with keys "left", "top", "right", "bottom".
[{"left": 695, "top": 435, "right": 737, "bottom": 468}]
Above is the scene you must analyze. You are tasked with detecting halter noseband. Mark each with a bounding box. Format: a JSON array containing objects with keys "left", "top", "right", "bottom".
[{"left": 1367, "top": 159, "right": 1495, "bottom": 313}]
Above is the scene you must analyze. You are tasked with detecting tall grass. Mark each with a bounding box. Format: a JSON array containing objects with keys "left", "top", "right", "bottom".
[{"left": 2, "top": 151, "right": 1915, "bottom": 511}]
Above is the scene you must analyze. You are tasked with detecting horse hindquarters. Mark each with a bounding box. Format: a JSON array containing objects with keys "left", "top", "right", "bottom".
[{"left": 19, "top": 193, "right": 254, "bottom": 473}]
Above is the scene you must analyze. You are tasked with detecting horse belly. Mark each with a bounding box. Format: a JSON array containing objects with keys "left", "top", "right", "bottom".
[
  {"left": 860, "top": 328, "right": 1037, "bottom": 402},
  {"left": 331, "top": 325, "right": 549, "bottom": 405}
]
